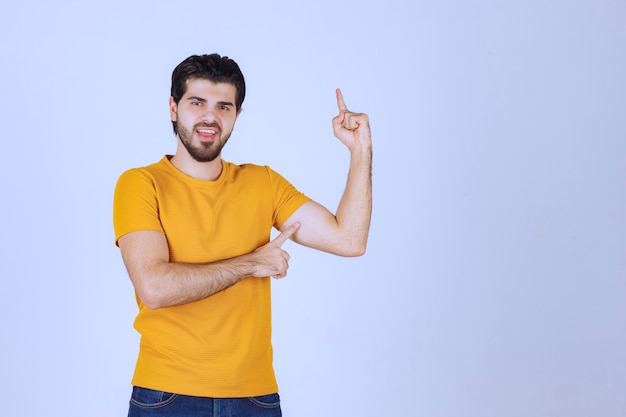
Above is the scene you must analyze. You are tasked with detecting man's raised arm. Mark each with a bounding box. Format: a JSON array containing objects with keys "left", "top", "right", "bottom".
[{"left": 284, "top": 88, "right": 372, "bottom": 257}]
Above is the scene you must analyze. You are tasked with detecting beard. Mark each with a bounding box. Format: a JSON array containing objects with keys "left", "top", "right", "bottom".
[{"left": 176, "top": 122, "right": 232, "bottom": 162}]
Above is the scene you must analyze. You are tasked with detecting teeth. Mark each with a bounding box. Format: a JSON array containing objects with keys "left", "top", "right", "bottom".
[{"left": 198, "top": 129, "right": 216, "bottom": 134}]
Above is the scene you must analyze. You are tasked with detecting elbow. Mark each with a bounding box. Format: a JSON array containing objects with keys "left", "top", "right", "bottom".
[
  {"left": 339, "top": 229, "right": 370, "bottom": 257},
  {"left": 137, "top": 291, "right": 165, "bottom": 310},
  {"left": 134, "top": 283, "right": 169, "bottom": 310},
  {"left": 129, "top": 264, "right": 175, "bottom": 310},
  {"left": 337, "top": 241, "right": 368, "bottom": 257},
  {"left": 348, "top": 246, "right": 367, "bottom": 257},
  {"left": 141, "top": 298, "right": 167, "bottom": 311}
]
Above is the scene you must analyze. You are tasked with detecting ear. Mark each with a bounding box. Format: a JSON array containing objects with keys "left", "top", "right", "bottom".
[{"left": 169, "top": 96, "right": 177, "bottom": 122}]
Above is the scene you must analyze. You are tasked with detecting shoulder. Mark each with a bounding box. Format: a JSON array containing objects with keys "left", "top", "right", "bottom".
[
  {"left": 226, "top": 161, "right": 269, "bottom": 173},
  {"left": 229, "top": 162, "right": 290, "bottom": 179},
  {"left": 224, "top": 161, "right": 277, "bottom": 181},
  {"left": 116, "top": 157, "right": 170, "bottom": 184},
  {"left": 115, "top": 160, "right": 171, "bottom": 199},
  {"left": 222, "top": 162, "right": 298, "bottom": 195}
]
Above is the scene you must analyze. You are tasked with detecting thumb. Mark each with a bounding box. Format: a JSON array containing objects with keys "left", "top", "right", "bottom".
[{"left": 271, "top": 222, "right": 300, "bottom": 247}]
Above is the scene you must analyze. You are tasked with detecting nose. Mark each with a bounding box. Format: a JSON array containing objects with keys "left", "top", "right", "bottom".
[{"left": 200, "top": 106, "right": 218, "bottom": 123}]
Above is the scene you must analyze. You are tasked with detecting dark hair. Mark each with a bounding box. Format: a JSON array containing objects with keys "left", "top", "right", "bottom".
[{"left": 170, "top": 54, "right": 246, "bottom": 134}]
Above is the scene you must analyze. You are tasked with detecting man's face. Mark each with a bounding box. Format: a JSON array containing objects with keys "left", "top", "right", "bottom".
[{"left": 170, "top": 79, "right": 240, "bottom": 162}]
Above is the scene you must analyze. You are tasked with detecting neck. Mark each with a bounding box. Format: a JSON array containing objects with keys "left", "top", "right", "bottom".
[{"left": 170, "top": 151, "right": 223, "bottom": 181}]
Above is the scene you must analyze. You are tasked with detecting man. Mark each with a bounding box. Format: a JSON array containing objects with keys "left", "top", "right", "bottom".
[{"left": 113, "top": 53, "right": 372, "bottom": 416}]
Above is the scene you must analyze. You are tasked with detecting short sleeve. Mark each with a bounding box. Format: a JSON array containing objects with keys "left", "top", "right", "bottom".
[
  {"left": 113, "top": 168, "right": 164, "bottom": 245},
  {"left": 266, "top": 166, "right": 311, "bottom": 228}
]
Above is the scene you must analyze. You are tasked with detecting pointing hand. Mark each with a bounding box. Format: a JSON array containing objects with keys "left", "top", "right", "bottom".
[{"left": 251, "top": 222, "right": 300, "bottom": 279}]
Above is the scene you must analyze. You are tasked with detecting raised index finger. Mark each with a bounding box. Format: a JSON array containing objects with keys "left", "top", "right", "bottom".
[
  {"left": 336, "top": 88, "right": 348, "bottom": 112},
  {"left": 272, "top": 222, "right": 300, "bottom": 247}
]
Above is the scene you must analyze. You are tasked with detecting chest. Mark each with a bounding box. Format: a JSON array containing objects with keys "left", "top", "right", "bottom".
[{"left": 155, "top": 180, "right": 274, "bottom": 262}]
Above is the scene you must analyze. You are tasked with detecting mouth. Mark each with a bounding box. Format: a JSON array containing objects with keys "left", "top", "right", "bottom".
[{"left": 195, "top": 125, "right": 220, "bottom": 142}]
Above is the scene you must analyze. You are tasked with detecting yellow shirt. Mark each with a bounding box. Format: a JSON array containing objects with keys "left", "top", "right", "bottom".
[{"left": 113, "top": 156, "right": 310, "bottom": 397}]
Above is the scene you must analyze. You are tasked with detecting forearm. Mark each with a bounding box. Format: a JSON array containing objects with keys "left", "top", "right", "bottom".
[
  {"left": 137, "top": 254, "right": 258, "bottom": 309},
  {"left": 120, "top": 226, "right": 299, "bottom": 310},
  {"left": 334, "top": 143, "right": 373, "bottom": 255}
]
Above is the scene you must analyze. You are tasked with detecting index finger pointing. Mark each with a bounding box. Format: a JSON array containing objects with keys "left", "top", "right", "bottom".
[
  {"left": 272, "top": 222, "right": 300, "bottom": 247},
  {"left": 336, "top": 88, "right": 348, "bottom": 112}
]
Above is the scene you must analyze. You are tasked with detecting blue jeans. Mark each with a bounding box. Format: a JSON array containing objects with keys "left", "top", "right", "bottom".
[{"left": 127, "top": 386, "right": 282, "bottom": 417}]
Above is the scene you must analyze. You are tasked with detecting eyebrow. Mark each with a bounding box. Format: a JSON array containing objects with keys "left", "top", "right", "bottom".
[{"left": 186, "top": 97, "right": 234, "bottom": 107}]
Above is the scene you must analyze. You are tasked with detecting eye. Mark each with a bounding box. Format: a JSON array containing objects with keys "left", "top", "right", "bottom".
[
  {"left": 191, "top": 101, "right": 202, "bottom": 106},
  {"left": 219, "top": 105, "right": 230, "bottom": 111}
]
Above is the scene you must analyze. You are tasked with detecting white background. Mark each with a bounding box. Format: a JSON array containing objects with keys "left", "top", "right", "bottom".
[{"left": 1, "top": 1, "right": 625, "bottom": 416}]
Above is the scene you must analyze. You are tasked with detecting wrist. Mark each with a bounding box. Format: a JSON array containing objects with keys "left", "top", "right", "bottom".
[{"left": 350, "top": 141, "right": 372, "bottom": 163}]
